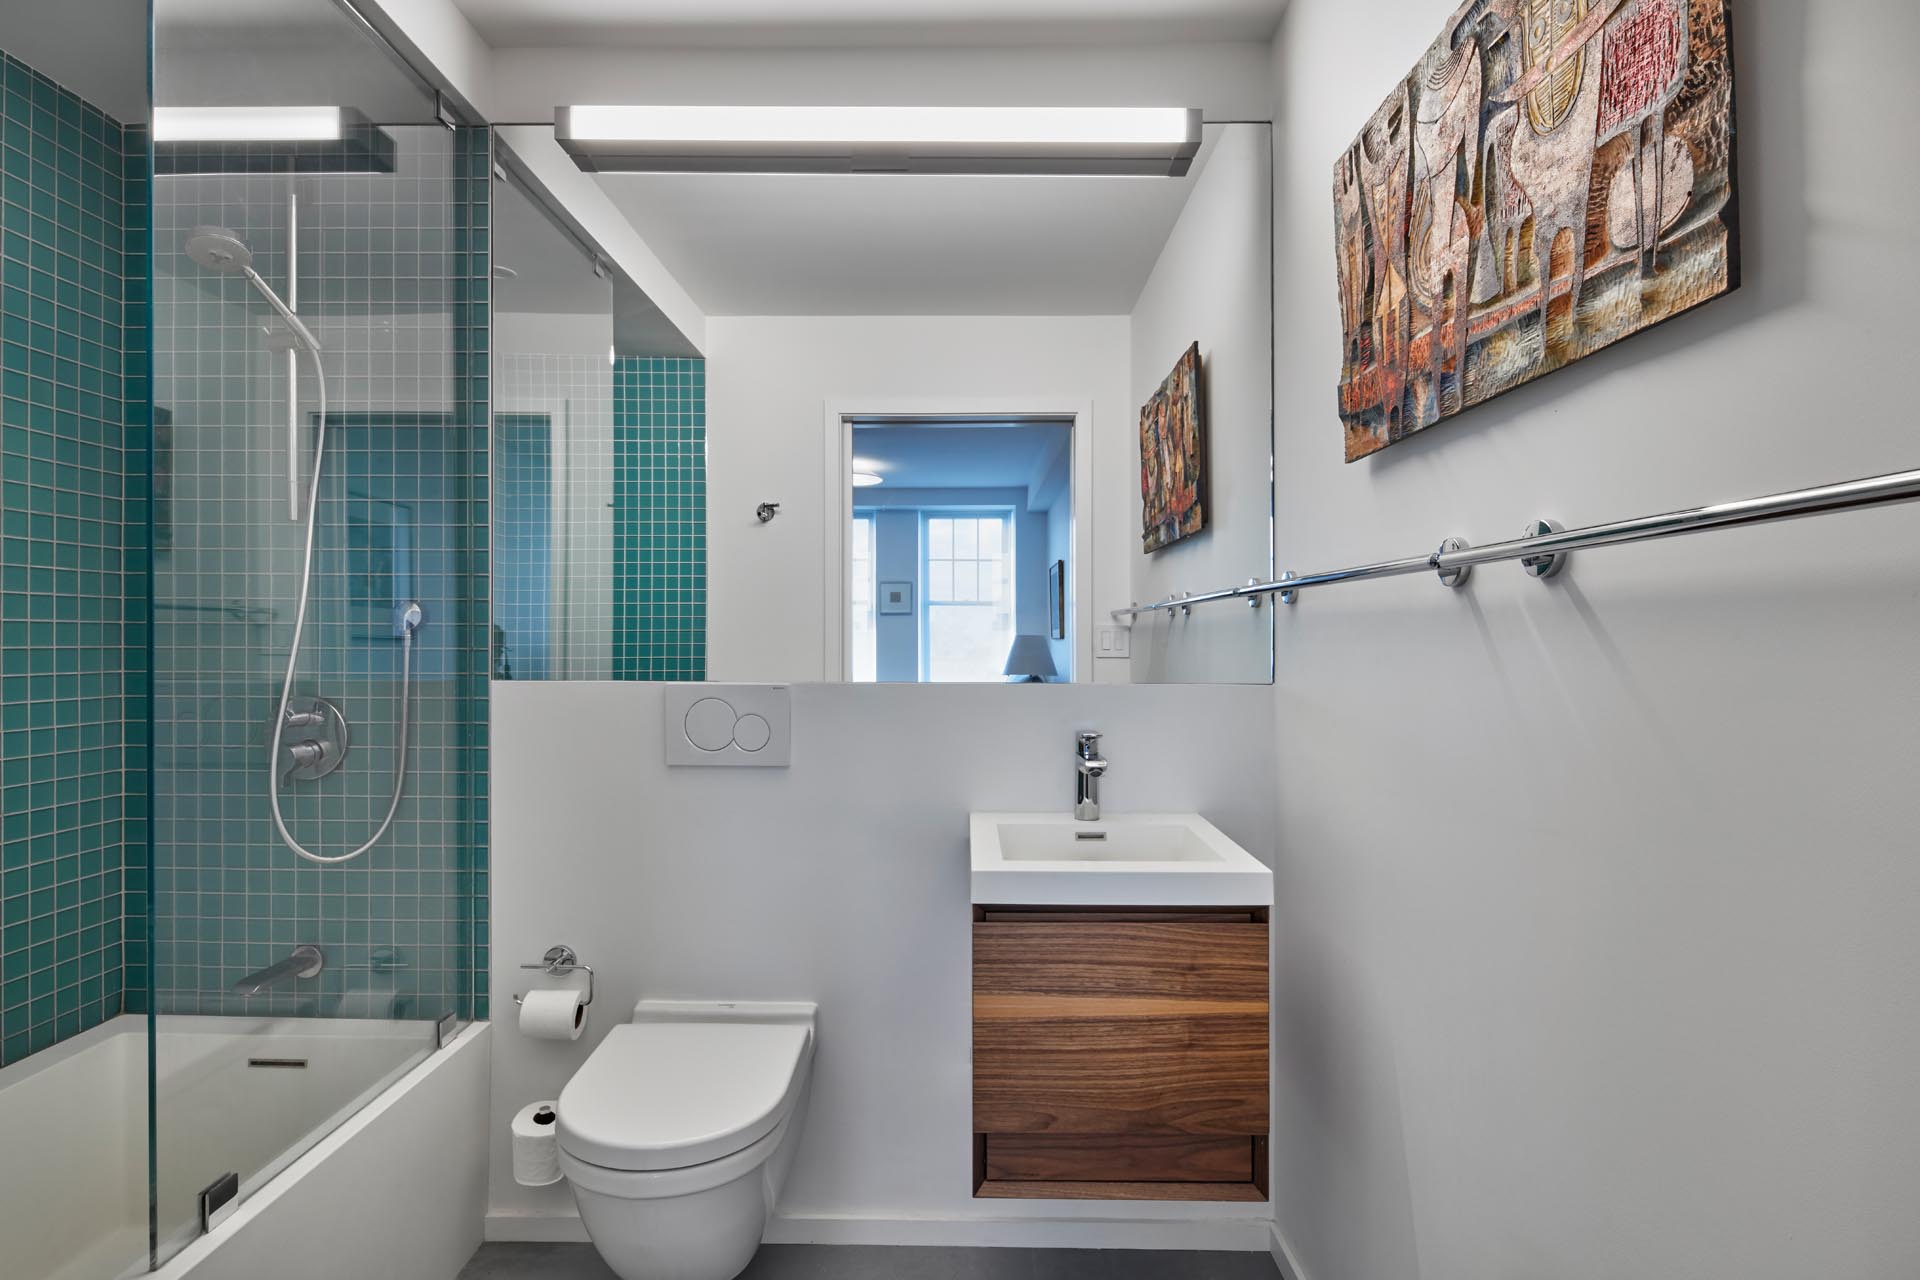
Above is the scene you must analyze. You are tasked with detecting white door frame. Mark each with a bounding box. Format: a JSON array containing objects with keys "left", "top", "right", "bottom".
[{"left": 821, "top": 398, "right": 1096, "bottom": 683}]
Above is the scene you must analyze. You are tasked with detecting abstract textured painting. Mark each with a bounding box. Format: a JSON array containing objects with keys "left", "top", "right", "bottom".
[
  {"left": 1335, "top": 0, "right": 1738, "bottom": 461},
  {"left": 1139, "top": 341, "right": 1208, "bottom": 552}
]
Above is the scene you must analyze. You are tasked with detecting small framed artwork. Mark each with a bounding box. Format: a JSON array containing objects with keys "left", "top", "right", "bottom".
[
  {"left": 879, "top": 581, "right": 913, "bottom": 615},
  {"left": 1048, "top": 560, "right": 1066, "bottom": 640},
  {"left": 1139, "top": 341, "right": 1207, "bottom": 552}
]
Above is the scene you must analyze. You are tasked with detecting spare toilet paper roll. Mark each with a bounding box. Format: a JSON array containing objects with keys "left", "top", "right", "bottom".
[
  {"left": 511, "top": 1100, "right": 562, "bottom": 1187},
  {"left": 518, "top": 987, "right": 587, "bottom": 1041}
]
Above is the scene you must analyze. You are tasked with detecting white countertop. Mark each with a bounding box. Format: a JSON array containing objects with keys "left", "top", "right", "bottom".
[{"left": 969, "top": 811, "right": 1273, "bottom": 907}]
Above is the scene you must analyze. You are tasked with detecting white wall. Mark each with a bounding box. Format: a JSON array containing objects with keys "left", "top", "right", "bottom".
[
  {"left": 1265, "top": 3, "right": 1920, "bottom": 1279},
  {"left": 1044, "top": 485, "right": 1074, "bottom": 679},
  {"left": 488, "top": 681, "right": 1277, "bottom": 1248},
  {"left": 1013, "top": 506, "right": 1052, "bottom": 664},
  {"left": 494, "top": 312, "right": 610, "bottom": 360},
  {"left": 873, "top": 508, "right": 919, "bottom": 682},
  {"left": 704, "top": 316, "right": 1133, "bottom": 683},
  {"left": 1128, "top": 123, "right": 1275, "bottom": 684}
]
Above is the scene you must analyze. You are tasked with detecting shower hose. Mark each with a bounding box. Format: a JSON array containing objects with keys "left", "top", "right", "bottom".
[{"left": 266, "top": 341, "right": 418, "bottom": 865}]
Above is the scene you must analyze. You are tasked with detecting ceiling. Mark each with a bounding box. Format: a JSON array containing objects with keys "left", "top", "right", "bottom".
[
  {"left": 452, "top": 0, "right": 1288, "bottom": 48},
  {"left": 0, "top": 0, "right": 147, "bottom": 121},
  {"left": 853, "top": 423, "right": 1070, "bottom": 494},
  {"left": 494, "top": 175, "right": 612, "bottom": 316},
  {"left": 592, "top": 128, "right": 1222, "bottom": 316},
  {"left": 0, "top": 0, "right": 436, "bottom": 124}
]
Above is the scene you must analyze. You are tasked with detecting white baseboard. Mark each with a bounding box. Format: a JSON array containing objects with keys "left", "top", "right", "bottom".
[
  {"left": 767, "top": 1213, "right": 1273, "bottom": 1251},
  {"left": 486, "top": 1210, "right": 1273, "bottom": 1253},
  {"left": 485, "top": 1212, "right": 590, "bottom": 1243},
  {"left": 1269, "top": 1222, "right": 1313, "bottom": 1280}
]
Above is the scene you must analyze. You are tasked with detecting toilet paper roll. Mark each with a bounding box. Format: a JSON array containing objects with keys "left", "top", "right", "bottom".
[
  {"left": 518, "top": 987, "right": 587, "bottom": 1041},
  {"left": 511, "top": 1100, "right": 563, "bottom": 1187}
]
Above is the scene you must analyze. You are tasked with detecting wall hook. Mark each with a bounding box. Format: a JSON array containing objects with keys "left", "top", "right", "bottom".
[{"left": 756, "top": 502, "right": 780, "bottom": 524}]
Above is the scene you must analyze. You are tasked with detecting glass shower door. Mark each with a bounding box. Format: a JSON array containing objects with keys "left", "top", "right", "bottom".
[{"left": 146, "top": 0, "right": 487, "bottom": 1266}]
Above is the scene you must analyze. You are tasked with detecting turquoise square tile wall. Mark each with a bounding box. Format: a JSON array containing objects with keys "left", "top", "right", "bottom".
[
  {"left": 612, "top": 355, "right": 706, "bottom": 681},
  {"left": 145, "top": 128, "right": 490, "bottom": 1027},
  {"left": 454, "top": 127, "right": 491, "bottom": 1018},
  {"left": 0, "top": 50, "right": 142, "bottom": 1068},
  {"left": 1, "top": 53, "right": 491, "bottom": 1068},
  {"left": 118, "top": 122, "right": 152, "bottom": 1017}
]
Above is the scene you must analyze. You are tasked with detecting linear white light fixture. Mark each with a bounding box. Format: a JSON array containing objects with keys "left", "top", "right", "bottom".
[
  {"left": 153, "top": 106, "right": 350, "bottom": 144},
  {"left": 555, "top": 105, "right": 1202, "bottom": 176}
]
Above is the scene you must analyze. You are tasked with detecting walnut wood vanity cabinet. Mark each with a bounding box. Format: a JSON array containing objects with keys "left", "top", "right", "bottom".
[{"left": 971, "top": 905, "right": 1269, "bottom": 1202}]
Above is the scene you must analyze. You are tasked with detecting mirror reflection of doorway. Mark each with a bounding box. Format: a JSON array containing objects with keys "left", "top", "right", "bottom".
[{"left": 846, "top": 419, "right": 1074, "bottom": 684}]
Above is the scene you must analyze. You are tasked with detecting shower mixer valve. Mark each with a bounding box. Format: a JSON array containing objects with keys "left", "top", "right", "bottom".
[{"left": 269, "top": 695, "right": 350, "bottom": 787}]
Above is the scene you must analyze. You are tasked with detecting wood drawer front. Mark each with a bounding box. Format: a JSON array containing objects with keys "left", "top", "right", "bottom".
[
  {"left": 974, "top": 1014, "right": 1268, "bottom": 1134},
  {"left": 983, "top": 1135, "right": 1253, "bottom": 1184},
  {"left": 972, "top": 919, "right": 1269, "bottom": 1137},
  {"left": 974, "top": 921, "right": 1268, "bottom": 1004}
]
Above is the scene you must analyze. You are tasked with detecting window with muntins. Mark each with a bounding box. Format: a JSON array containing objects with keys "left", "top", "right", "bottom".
[{"left": 922, "top": 512, "right": 1014, "bottom": 682}]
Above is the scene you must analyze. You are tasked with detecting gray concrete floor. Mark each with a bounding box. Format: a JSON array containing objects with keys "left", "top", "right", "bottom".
[{"left": 458, "top": 1242, "right": 1282, "bottom": 1279}]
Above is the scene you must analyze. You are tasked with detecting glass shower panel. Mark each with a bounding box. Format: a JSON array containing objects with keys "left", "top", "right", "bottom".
[
  {"left": 491, "top": 159, "right": 614, "bottom": 679},
  {"left": 148, "top": 0, "right": 486, "bottom": 1267}
]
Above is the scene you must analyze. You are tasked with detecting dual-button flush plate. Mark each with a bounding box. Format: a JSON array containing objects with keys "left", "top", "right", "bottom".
[{"left": 663, "top": 685, "right": 792, "bottom": 767}]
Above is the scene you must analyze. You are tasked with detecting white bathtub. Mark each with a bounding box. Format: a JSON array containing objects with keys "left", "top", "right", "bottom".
[{"left": 0, "top": 1015, "right": 486, "bottom": 1280}]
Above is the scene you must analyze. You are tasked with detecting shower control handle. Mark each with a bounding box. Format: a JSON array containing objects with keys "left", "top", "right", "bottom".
[{"left": 282, "top": 739, "right": 335, "bottom": 786}]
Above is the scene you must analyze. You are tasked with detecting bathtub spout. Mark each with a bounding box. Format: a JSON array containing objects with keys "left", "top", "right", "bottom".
[{"left": 232, "top": 944, "right": 325, "bottom": 996}]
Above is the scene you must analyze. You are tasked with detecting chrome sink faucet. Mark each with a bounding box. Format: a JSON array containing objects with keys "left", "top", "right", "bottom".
[{"left": 1074, "top": 731, "right": 1108, "bottom": 821}]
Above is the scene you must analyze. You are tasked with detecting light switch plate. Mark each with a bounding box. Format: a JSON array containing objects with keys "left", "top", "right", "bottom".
[
  {"left": 1096, "top": 625, "right": 1132, "bottom": 659},
  {"left": 663, "top": 685, "right": 792, "bottom": 767}
]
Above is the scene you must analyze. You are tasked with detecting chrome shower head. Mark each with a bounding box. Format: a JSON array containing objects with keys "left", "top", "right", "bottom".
[
  {"left": 185, "top": 227, "right": 254, "bottom": 274},
  {"left": 183, "top": 226, "right": 322, "bottom": 356}
]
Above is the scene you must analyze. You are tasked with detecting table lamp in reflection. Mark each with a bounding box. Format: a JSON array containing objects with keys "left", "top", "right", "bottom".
[{"left": 1003, "top": 634, "right": 1057, "bottom": 684}]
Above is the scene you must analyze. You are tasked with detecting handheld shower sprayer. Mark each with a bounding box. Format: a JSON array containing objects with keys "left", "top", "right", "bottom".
[
  {"left": 184, "top": 227, "right": 322, "bottom": 354},
  {"left": 186, "top": 224, "right": 416, "bottom": 867}
]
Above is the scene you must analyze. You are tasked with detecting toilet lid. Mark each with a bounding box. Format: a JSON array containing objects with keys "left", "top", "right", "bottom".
[{"left": 557, "top": 1021, "right": 811, "bottom": 1172}]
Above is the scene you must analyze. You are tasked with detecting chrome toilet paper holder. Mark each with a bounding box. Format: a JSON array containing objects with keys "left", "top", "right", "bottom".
[{"left": 513, "top": 944, "right": 595, "bottom": 1009}]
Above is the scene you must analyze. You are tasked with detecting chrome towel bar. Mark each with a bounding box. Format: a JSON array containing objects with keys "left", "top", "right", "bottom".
[{"left": 1112, "top": 465, "right": 1920, "bottom": 619}]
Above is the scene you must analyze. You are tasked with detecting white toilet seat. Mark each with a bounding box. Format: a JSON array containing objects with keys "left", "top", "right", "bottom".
[
  {"left": 557, "top": 1105, "right": 794, "bottom": 1200},
  {"left": 557, "top": 1018, "right": 812, "bottom": 1173}
]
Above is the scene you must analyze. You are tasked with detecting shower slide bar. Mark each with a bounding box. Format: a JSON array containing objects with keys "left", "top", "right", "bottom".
[
  {"left": 1111, "top": 465, "right": 1920, "bottom": 620},
  {"left": 156, "top": 601, "right": 277, "bottom": 621}
]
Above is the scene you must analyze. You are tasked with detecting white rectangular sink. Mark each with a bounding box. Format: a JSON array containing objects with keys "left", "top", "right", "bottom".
[{"left": 970, "top": 812, "right": 1272, "bottom": 907}]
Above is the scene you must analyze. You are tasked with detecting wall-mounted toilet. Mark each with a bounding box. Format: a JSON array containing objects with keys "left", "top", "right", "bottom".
[{"left": 556, "top": 1001, "right": 817, "bottom": 1280}]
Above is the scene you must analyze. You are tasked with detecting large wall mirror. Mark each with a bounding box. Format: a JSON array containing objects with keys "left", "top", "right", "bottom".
[{"left": 491, "top": 121, "right": 1273, "bottom": 685}]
